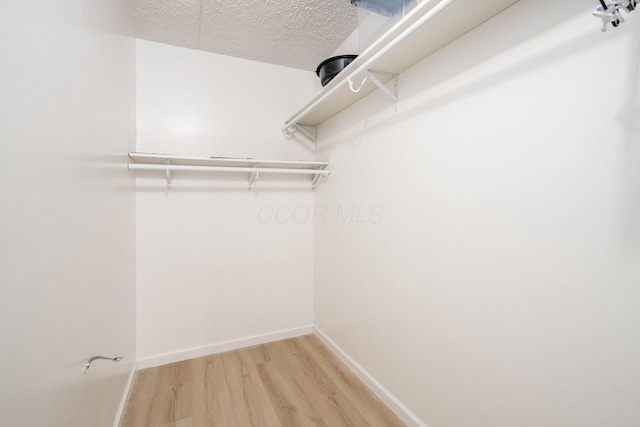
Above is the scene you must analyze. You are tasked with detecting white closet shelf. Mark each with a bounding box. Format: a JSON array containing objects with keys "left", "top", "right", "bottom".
[
  {"left": 283, "top": 0, "right": 519, "bottom": 137},
  {"left": 128, "top": 152, "right": 330, "bottom": 188}
]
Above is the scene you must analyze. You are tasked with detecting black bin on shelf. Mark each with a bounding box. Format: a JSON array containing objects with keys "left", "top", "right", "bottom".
[{"left": 316, "top": 55, "right": 358, "bottom": 87}]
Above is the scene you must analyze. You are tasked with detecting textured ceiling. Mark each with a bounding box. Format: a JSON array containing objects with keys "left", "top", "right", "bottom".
[{"left": 126, "top": 0, "right": 358, "bottom": 71}]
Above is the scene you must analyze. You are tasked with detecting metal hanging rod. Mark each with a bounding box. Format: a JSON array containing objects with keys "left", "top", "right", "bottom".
[{"left": 282, "top": 0, "right": 457, "bottom": 136}]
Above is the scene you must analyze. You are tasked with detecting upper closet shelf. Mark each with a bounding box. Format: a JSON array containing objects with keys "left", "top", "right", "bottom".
[
  {"left": 283, "top": 0, "right": 519, "bottom": 139},
  {"left": 128, "top": 152, "right": 330, "bottom": 188}
]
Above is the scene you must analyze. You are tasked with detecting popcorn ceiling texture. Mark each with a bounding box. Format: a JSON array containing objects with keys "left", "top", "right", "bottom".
[
  {"left": 126, "top": 0, "right": 358, "bottom": 71},
  {"left": 127, "top": 0, "right": 202, "bottom": 48}
]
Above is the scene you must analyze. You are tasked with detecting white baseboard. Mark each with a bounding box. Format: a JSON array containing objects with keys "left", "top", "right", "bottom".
[
  {"left": 313, "top": 326, "right": 428, "bottom": 427},
  {"left": 137, "top": 325, "right": 314, "bottom": 369},
  {"left": 113, "top": 360, "right": 137, "bottom": 427}
]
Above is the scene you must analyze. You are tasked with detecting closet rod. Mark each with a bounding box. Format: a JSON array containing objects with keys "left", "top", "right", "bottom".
[
  {"left": 128, "top": 164, "right": 330, "bottom": 176},
  {"left": 282, "top": 0, "right": 457, "bottom": 132}
]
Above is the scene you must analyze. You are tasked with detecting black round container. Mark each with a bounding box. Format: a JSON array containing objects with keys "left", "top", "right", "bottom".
[{"left": 316, "top": 55, "right": 358, "bottom": 87}]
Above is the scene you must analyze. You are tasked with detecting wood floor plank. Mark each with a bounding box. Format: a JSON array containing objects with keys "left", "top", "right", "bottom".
[
  {"left": 256, "top": 358, "right": 325, "bottom": 426},
  {"left": 148, "top": 360, "right": 193, "bottom": 425},
  {"left": 199, "top": 353, "right": 239, "bottom": 426},
  {"left": 128, "top": 368, "right": 158, "bottom": 402},
  {"left": 236, "top": 349, "right": 282, "bottom": 426},
  {"left": 120, "top": 335, "right": 406, "bottom": 427},
  {"left": 220, "top": 349, "right": 281, "bottom": 426},
  {"left": 121, "top": 397, "right": 154, "bottom": 427},
  {"left": 298, "top": 335, "right": 405, "bottom": 427},
  {"left": 158, "top": 418, "right": 192, "bottom": 427},
  {"left": 281, "top": 338, "right": 373, "bottom": 427},
  {"left": 121, "top": 369, "right": 158, "bottom": 427},
  {"left": 248, "top": 343, "right": 272, "bottom": 364}
]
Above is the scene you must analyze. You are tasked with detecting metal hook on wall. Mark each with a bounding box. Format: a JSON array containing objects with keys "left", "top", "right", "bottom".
[{"left": 83, "top": 355, "right": 123, "bottom": 374}]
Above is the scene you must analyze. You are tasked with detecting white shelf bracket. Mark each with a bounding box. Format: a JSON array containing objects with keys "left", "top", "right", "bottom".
[
  {"left": 166, "top": 160, "right": 172, "bottom": 189},
  {"left": 312, "top": 165, "right": 329, "bottom": 188},
  {"left": 367, "top": 69, "right": 398, "bottom": 103},
  {"left": 282, "top": 126, "right": 296, "bottom": 139},
  {"left": 249, "top": 166, "right": 260, "bottom": 189},
  {"left": 297, "top": 124, "right": 317, "bottom": 143},
  {"left": 282, "top": 124, "right": 317, "bottom": 143}
]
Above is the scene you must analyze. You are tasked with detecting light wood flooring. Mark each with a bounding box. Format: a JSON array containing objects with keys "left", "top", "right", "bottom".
[{"left": 121, "top": 334, "right": 405, "bottom": 427}]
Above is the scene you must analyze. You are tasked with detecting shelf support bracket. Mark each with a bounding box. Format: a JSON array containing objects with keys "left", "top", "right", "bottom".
[
  {"left": 249, "top": 164, "right": 259, "bottom": 189},
  {"left": 367, "top": 69, "right": 398, "bottom": 103},
  {"left": 296, "top": 124, "right": 317, "bottom": 143},
  {"left": 282, "top": 126, "right": 296, "bottom": 139},
  {"left": 312, "top": 165, "right": 329, "bottom": 188},
  {"left": 166, "top": 160, "right": 172, "bottom": 189},
  {"left": 282, "top": 124, "right": 317, "bottom": 143},
  {"left": 249, "top": 172, "right": 259, "bottom": 188}
]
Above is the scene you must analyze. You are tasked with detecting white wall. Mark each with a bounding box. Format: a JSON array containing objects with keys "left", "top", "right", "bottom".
[
  {"left": 135, "top": 40, "right": 317, "bottom": 364},
  {"left": 0, "top": 1, "right": 136, "bottom": 427},
  {"left": 315, "top": 1, "right": 640, "bottom": 426}
]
